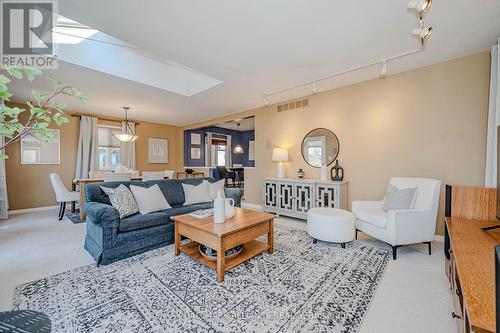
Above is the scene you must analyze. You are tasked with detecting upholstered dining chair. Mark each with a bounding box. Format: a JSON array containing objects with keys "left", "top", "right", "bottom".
[
  {"left": 49, "top": 173, "right": 80, "bottom": 220},
  {"left": 164, "top": 170, "right": 175, "bottom": 179},
  {"left": 351, "top": 177, "right": 441, "bottom": 260},
  {"left": 102, "top": 173, "right": 132, "bottom": 182},
  {"left": 216, "top": 166, "right": 235, "bottom": 187},
  {"left": 142, "top": 171, "right": 164, "bottom": 181}
]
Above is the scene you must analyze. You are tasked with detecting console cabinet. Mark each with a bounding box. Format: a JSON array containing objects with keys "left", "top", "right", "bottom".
[{"left": 262, "top": 177, "right": 348, "bottom": 219}]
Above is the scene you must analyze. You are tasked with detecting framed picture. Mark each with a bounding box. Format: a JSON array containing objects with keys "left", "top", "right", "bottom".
[
  {"left": 191, "top": 133, "right": 201, "bottom": 145},
  {"left": 21, "top": 129, "right": 60, "bottom": 164},
  {"left": 148, "top": 138, "right": 168, "bottom": 164},
  {"left": 191, "top": 147, "right": 201, "bottom": 159}
]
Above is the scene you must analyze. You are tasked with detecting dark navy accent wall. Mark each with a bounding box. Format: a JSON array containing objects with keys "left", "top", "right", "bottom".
[{"left": 184, "top": 126, "right": 255, "bottom": 167}]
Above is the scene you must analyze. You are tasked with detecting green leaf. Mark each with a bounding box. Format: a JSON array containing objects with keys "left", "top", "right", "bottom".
[
  {"left": 56, "top": 116, "right": 69, "bottom": 125},
  {"left": 31, "top": 90, "right": 44, "bottom": 103},
  {"left": 0, "top": 75, "right": 11, "bottom": 85},
  {"left": 0, "top": 91, "right": 12, "bottom": 101},
  {"left": 0, "top": 152, "right": 8, "bottom": 160},
  {"left": 48, "top": 78, "right": 64, "bottom": 90},
  {"left": 30, "top": 107, "right": 44, "bottom": 115},
  {"left": 25, "top": 68, "right": 42, "bottom": 81},
  {"left": 5, "top": 67, "right": 23, "bottom": 79}
]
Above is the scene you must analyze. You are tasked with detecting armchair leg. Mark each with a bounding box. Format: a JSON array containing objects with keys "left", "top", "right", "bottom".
[
  {"left": 355, "top": 229, "right": 359, "bottom": 240},
  {"left": 312, "top": 238, "right": 318, "bottom": 244},
  {"left": 391, "top": 245, "right": 402, "bottom": 260},
  {"left": 423, "top": 241, "right": 432, "bottom": 255}
]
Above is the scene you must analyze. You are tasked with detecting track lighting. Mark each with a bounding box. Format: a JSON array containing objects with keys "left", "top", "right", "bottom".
[
  {"left": 407, "top": 0, "right": 432, "bottom": 18},
  {"left": 379, "top": 60, "right": 388, "bottom": 78},
  {"left": 312, "top": 81, "right": 318, "bottom": 94},
  {"left": 262, "top": 94, "right": 269, "bottom": 106},
  {"left": 412, "top": 26, "right": 432, "bottom": 41}
]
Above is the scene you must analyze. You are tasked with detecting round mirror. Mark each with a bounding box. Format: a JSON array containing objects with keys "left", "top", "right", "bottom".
[{"left": 301, "top": 128, "right": 340, "bottom": 168}]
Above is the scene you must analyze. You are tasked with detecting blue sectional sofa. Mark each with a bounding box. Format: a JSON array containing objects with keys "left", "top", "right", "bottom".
[{"left": 83, "top": 177, "right": 243, "bottom": 265}]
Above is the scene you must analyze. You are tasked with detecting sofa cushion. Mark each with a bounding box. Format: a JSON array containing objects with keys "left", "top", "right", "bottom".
[
  {"left": 130, "top": 184, "right": 171, "bottom": 214},
  {"left": 118, "top": 202, "right": 214, "bottom": 232},
  {"left": 119, "top": 211, "right": 170, "bottom": 232},
  {"left": 182, "top": 182, "right": 211, "bottom": 205},
  {"left": 100, "top": 185, "right": 139, "bottom": 218},
  {"left": 354, "top": 206, "right": 387, "bottom": 228}
]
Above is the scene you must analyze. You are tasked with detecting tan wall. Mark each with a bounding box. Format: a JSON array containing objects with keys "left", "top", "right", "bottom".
[
  {"left": 182, "top": 52, "right": 491, "bottom": 235},
  {"left": 6, "top": 106, "right": 182, "bottom": 210}
]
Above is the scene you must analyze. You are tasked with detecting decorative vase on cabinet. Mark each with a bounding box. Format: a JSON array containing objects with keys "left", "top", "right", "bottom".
[{"left": 262, "top": 177, "right": 347, "bottom": 219}]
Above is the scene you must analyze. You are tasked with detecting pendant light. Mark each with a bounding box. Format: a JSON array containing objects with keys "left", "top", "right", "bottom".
[
  {"left": 233, "top": 122, "right": 244, "bottom": 153},
  {"left": 113, "top": 106, "right": 138, "bottom": 143}
]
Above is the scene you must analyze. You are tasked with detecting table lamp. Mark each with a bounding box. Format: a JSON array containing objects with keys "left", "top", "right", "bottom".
[{"left": 272, "top": 147, "right": 288, "bottom": 178}]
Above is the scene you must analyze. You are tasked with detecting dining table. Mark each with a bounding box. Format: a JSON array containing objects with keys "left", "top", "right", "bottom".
[{"left": 72, "top": 176, "right": 169, "bottom": 220}]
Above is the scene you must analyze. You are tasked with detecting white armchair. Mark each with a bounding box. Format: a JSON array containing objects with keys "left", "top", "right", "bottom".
[{"left": 352, "top": 177, "right": 441, "bottom": 260}]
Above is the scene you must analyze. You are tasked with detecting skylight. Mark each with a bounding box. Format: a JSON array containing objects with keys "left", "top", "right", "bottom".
[{"left": 52, "top": 15, "right": 222, "bottom": 96}]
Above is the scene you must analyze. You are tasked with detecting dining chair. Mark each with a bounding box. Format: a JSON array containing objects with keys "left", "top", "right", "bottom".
[
  {"left": 88, "top": 171, "right": 112, "bottom": 179},
  {"left": 216, "top": 166, "right": 235, "bottom": 187},
  {"left": 164, "top": 170, "right": 175, "bottom": 179},
  {"left": 49, "top": 173, "right": 80, "bottom": 220},
  {"left": 142, "top": 171, "right": 164, "bottom": 181},
  {"left": 102, "top": 173, "right": 132, "bottom": 182}
]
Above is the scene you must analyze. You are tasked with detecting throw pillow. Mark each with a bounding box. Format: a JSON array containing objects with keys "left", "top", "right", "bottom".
[
  {"left": 383, "top": 184, "right": 417, "bottom": 212},
  {"left": 204, "top": 179, "right": 225, "bottom": 200},
  {"left": 100, "top": 184, "right": 139, "bottom": 218},
  {"left": 182, "top": 181, "right": 211, "bottom": 205},
  {"left": 130, "top": 184, "right": 171, "bottom": 214}
]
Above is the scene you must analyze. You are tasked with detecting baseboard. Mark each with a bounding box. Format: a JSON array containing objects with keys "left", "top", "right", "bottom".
[
  {"left": 241, "top": 202, "right": 263, "bottom": 211},
  {"left": 8, "top": 205, "right": 59, "bottom": 215},
  {"left": 434, "top": 234, "right": 444, "bottom": 242}
]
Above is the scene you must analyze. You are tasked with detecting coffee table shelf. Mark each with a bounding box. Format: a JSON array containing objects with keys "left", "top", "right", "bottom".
[{"left": 179, "top": 240, "right": 269, "bottom": 271}]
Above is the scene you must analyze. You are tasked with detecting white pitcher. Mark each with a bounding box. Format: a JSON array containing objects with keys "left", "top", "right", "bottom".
[
  {"left": 213, "top": 190, "right": 226, "bottom": 224},
  {"left": 224, "top": 198, "right": 235, "bottom": 218}
]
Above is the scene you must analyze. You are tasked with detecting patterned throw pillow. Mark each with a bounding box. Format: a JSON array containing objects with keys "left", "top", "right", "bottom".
[{"left": 100, "top": 184, "right": 139, "bottom": 218}]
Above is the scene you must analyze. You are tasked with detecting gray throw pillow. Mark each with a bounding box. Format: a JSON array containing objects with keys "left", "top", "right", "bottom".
[
  {"left": 382, "top": 184, "right": 417, "bottom": 212},
  {"left": 100, "top": 184, "right": 139, "bottom": 218}
]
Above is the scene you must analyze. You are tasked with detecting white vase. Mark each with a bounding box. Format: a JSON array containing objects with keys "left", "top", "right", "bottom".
[
  {"left": 320, "top": 165, "right": 327, "bottom": 181},
  {"left": 213, "top": 190, "right": 226, "bottom": 224}
]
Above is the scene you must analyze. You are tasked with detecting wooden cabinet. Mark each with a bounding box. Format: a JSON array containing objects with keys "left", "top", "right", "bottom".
[{"left": 262, "top": 178, "right": 347, "bottom": 219}]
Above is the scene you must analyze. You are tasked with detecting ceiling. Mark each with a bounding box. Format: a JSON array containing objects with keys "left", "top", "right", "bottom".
[{"left": 7, "top": 0, "right": 500, "bottom": 126}]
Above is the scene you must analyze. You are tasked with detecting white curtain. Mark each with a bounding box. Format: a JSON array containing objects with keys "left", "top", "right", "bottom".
[
  {"left": 120, "top": 121, "right": 136, "bottom": 169},
  {"left": 485, "top": 38, "right": 500, "bottom": 187},
  {"left": 0, "top": 111, "right": 8, "bottom": 219},
  {"left": 75, "top": 115, "right": 99, "bottom": 179},
  {"left": 226, "top": 134, "right": 232, "bottom": 168},
  {"left": 205, "top": 132, "right": 213, "bottom": 167}
]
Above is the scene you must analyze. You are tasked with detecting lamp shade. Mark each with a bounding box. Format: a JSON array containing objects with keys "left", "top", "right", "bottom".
[{"left": 272, "top": 147, "right": 288, "bottom": 162}]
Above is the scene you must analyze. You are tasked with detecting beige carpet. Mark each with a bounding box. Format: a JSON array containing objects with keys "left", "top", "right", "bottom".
[{"left": 0, "top": 209, "right": 455, "bottom": 332}]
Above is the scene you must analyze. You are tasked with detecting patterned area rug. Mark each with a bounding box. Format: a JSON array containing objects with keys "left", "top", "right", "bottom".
[
  {"left": 12, "top": 226, "right": 389, "bottom": 332},
  {"left": 65, "top": 211, "right": 85, "bottom": 224}
]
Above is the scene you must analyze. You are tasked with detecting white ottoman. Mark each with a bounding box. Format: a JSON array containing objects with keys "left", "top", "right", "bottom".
[{"left": 307, "top": 207, "right": 355, "bottom": 248}]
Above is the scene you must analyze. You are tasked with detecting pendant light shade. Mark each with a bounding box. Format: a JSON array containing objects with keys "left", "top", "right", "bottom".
[
  {"left": 113, "top": 107, "right": 138, "bottom": 143},
  {"left": 233, "top": 144, "right": 244, "bottom": 153}
]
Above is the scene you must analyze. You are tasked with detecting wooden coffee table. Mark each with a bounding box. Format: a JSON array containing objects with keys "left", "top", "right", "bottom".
[{"left": 172, "top": 208, "right": 275, "bottom": 283}]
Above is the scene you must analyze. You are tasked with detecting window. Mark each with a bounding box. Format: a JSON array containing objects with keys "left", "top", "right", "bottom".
[
  {"left": 216, "top": 145, "right": 226, "bottom": 166},
  {"left": 98, "top": 125, "right": 121, "bottom": 170}
]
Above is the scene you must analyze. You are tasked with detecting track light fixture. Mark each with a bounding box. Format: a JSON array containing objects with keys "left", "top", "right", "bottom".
[
  {"left": 412, "top": 26, "right": 432, "bottom": 40},
  {"left": 407, "top": 0, "right": 432, "bottom": 18},
  {"left": 262, "top": 94, "right": 269, "bottom": 106},
  {"left": 312, "top": 80, "right": 318, "bottom": 94},
  {"left": 379, "top": 60, "right": 388, "bottom": 78}
]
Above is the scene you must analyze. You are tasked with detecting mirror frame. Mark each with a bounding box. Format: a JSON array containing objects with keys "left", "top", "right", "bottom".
[{"left": 300, "top": 127, "right": 340, "bottom": 168}]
